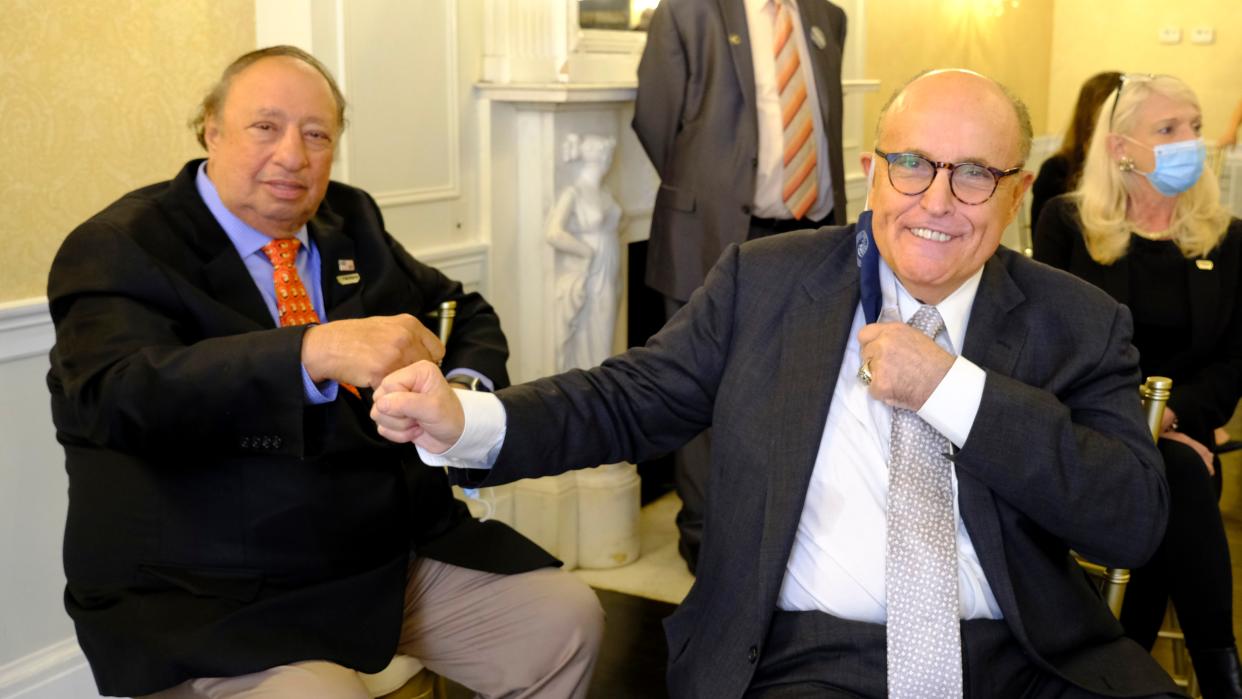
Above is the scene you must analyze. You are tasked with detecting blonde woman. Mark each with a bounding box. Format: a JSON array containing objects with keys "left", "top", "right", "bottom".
[{"left": 1034, "top": 74, "right": 1242, "bottom": 698}]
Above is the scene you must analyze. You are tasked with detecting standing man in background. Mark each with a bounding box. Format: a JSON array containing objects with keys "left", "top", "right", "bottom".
[{"left": 633, "top": 0, "right": 848, "bottom": 572}]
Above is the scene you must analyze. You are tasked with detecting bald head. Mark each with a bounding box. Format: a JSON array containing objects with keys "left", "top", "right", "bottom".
[
  {"left": 876, "top": 70, "right": 1032, "bottom": 163},
  {"left": 863, "top": 68, "right": 1035, "bottom": 305}
]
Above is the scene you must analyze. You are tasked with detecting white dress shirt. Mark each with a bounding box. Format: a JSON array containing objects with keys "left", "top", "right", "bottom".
[
  {"left": 776, "top": 260, "right": 1001, "bottom": 622},
  {"left": 745, "top": 0, "right": 833, "bottom": 221},
  {"left": 422, "top": 260, "right": 1002, "bottom": 623}
]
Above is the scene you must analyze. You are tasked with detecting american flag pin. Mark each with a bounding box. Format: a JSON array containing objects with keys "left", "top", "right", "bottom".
[{"left": 339, "top": 259, "right": 356, "bottom": 272}]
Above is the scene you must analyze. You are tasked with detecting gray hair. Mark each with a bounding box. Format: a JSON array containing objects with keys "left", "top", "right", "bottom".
[{"left": 190, "top": 45, "right": 347, "bottom": 149}]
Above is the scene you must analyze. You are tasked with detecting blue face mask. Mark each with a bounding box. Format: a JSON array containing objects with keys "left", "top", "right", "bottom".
[{"left": 1139, "top": 138, "right": 1206, "bottom": 196}]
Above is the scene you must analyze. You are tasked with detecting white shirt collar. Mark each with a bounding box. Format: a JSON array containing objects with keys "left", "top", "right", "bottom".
[
  {"left": 878, "top": 259, "right": 984, "bottom": 354},
  {"left": 747, "top": 0, "right": 796, "bottom": 14}
]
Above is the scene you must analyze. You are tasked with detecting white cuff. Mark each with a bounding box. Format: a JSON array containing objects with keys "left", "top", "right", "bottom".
[
  {"left": 917, "top": 356, "right": 986, "bottom": 448},
  {"left": 416, "top": 389, "right": 506, "bottom": 469}
]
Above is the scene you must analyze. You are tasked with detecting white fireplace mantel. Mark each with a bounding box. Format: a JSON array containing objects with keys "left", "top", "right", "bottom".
[{"left": 471, "top": 79, "right": 652, "bottom": 569}]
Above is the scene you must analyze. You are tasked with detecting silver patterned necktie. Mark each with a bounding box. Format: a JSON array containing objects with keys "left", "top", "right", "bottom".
[{"left": 886, "top": 304, "right": 962, "bottom": 698}]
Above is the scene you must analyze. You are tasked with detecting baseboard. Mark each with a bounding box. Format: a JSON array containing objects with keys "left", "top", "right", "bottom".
[
  {"left": 0, "top": 637, "right": 100, "bottom": 699},
  {"left": 0, "top": 298, "right": 52, "bottom": 364}
]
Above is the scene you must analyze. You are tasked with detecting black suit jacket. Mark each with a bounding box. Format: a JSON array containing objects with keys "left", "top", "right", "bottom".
[
  {"left": 465, "top": 227, "right": 1175, "bottom": 697},
  {"left": 634, "top": 0, "right": 848, "bottom": 302},
  {"left": 46, "top": 160, "right": 556, "bottom": 696},
  {"left": 1034, "top": 194, "right": 1242, "bottom": 448}
]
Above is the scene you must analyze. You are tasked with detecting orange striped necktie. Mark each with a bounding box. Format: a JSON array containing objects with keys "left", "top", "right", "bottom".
[
  {"left": 261, "top": 238, "right": 360, "bottom": 398},
  {"left": 774, "top": 0, "right": 819, "bottom": 220}
]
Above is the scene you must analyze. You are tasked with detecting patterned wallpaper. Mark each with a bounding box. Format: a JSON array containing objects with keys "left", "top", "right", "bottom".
[{"left": 0, "top": 0, "right": 255, "bottom": 302}]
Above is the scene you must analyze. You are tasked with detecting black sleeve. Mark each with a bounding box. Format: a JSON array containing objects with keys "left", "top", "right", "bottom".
[
  {"left": 1031, "top": 194, "right": 1080, "bottom": 272},
  {"left": 1030, "top": 155, "right": 1071, "bottom": 233},
  {"left": 632, "top": 1, "right": 689, "bottom": 177}
]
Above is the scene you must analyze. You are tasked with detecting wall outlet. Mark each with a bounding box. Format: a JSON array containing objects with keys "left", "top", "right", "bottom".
[
  {"left": 1191, "top": 27, "right": 1215, "bottom": 45},
  {"left": 1159, "top": 26, "right": 1182, "bottom": 44}
]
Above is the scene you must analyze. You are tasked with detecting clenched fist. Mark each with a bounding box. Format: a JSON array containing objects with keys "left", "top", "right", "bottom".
[
  {"left": 857, "top": 320, "right": 954, "bottom": 411},
  {"left": 302, "top": 314, "right": 445, "bottom": 389}
]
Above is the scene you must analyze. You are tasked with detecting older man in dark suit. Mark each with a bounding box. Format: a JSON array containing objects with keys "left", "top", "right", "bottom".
[
  {"left": 47, "top": 45, "right": 601, "bottom": 698},
  {"left": 634, "top": 0, "right": 849, "bottom": 572},
  {"left": 373, "top": 70, "right": 1181, "bottom": 698}
]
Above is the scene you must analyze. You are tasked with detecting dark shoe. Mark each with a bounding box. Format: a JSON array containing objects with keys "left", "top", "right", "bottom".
[{"left": 1191, "top": 647, "right": 1242, "bottom": 699}]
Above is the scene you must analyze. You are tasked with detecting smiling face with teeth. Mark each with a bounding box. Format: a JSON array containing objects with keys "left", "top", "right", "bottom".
[{"left": 863, "top": 71, "right": 1033, "bottom": 305}]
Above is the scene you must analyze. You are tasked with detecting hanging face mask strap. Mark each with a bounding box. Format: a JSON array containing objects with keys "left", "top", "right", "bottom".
[
  {"left": 857, "top": 151, "right": 883, "bottom": 323},
  {"left": 863, "top": 150, "right": 879, "bottom": 210}
]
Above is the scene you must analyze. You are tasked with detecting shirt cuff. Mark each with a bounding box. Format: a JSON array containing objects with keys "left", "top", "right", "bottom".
[
  {"left": 301, "top": 365, "right": 339, "bottom": 404},
  {"left": 917, "top": 356, "right": 985, "bottom": 448},
  {"left": 444, "top": 368, "right": 494, "bottom": 392},
  {"left": 416, "top": 389, "right": 507, "bottom": 469}
]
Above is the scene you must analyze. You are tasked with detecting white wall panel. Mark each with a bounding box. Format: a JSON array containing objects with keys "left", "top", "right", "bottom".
[
  {"left": 344, "top": 1, "right": 459, "bottom": 205},
  {"left": 0, "top": 300, "right": 103, "bottom": 698}
]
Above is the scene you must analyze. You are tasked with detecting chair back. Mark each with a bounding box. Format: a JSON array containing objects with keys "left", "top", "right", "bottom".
[{"left": 1078, "top": 376, "right": 1172, "bottom": 618}]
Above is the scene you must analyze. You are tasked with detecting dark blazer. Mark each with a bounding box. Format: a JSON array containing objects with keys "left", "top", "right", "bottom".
[
  {"left": 1033, "top": 194, "right": 1242, "bottom": 447},
  {"left": 46, "top": 160, "right": 555, "bottom": 697},
  {"left": 634, "top": 0, "right": 848, "bottom": 303},
  {"left": 467, "top": 227, "right": 1175, "bottom": 697}
]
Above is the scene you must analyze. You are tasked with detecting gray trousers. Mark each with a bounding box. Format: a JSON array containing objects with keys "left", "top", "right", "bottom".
[{"left": 140, "top": 558, "right": 604, "bottom": 699}]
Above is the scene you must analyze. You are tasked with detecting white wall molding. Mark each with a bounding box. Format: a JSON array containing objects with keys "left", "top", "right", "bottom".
[
  {"left": 0, "top": 298, "right": 53, "bottom": 363},
  {"left": 415, "top": 243, "right": 489, "bottom": 296},
  {"left": 372, "top": 184, "right": 461, "bottom": 207},
  {"left": 345, "top": 3, "right": 462, "bottom": 211},
  {"left": 0, "top": 637, "right": 98, "bottom": 699}
]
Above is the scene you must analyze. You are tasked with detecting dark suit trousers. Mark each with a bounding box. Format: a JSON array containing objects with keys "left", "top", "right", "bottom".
[
  {"left": 744, "top": 610, "right": 1181, "bottom": 699},
  {"left": 1121, "top": 439, "right": 1235, "bottom": 653}
]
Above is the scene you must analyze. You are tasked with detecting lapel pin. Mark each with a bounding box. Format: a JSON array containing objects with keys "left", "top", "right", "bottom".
[
  {"left": 811, "top": 26, "right": 827, "bottom": 49},
  {"left": 729, "top": 33, "right": 742, "bottom": 45},
  {"left": 338, "top": 259, "right": 356, "bottom": 272},
  {"left": 1196, "top": 259, "right": 1214, "bottom": 271},
  {"left": 336, "top": 272, "right": 361, "bottom": 285}
]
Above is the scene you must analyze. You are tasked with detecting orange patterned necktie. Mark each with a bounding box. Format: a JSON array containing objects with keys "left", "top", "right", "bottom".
[
  {"left": 262, "top": 238, "right": 320, "bottom": 326},
  {"left": 261, "top": 238, "right": 359, "bottom": 398},
  {"left": 774, "top": 0, "right": 819, "bottom": 220}
]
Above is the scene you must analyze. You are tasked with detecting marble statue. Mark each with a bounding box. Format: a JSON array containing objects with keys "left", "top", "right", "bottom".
[{"left": 546, "top": 133, "right": 622, "bottom": 372}]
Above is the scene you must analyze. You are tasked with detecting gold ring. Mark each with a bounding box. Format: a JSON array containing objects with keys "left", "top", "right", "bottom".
[{"left": 858, "top": 359, "right": 873, "bottom": 386}]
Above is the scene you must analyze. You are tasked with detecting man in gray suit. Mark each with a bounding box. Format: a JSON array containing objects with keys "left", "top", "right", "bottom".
[
  {"left": 372, "top": 71, "right": 1179, "bottom": 698},
  {"left": 635, "top": 0, "right": 848, "bottom": 571}
]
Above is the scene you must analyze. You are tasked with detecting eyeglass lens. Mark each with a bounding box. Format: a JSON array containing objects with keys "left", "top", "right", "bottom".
[{"left": 887, "top": 153, "right": 997, "bottom": 205}]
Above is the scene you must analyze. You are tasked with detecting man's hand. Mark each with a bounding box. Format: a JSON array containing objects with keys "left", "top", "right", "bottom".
[
  {"left": 302, "top": 315, "right": 445, "bottom": 389},
  {"left": 857, "top": 321, "right": 954, "bottom": 411},
  {"left": 370, "top": 360, "right": 465, "bottom": 453}
]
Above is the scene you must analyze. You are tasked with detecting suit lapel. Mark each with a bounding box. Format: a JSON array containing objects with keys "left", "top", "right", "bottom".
[
  {"left": 161, "top": 161, "right": 274, "bottom": 329},
  {"left": 309, "top": 205, "right": 365, "bottom": 321},
  {"left": 758, "top": 233, "right": 860, "bottom": 607},
  {"left": 956, "top": 252, "right": 1031, "bottom": 638},
  {"left": 716, "top": 0, "right": 757, "bottom": 113},
  {"left": 961, "top": 253, "right": 1027, "bottom": 375}
]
